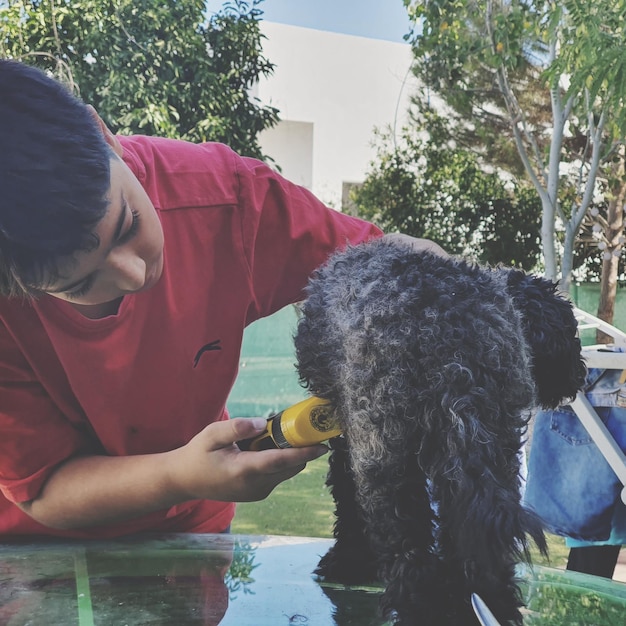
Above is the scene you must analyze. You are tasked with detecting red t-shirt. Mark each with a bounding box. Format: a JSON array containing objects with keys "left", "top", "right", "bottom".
[{"left": 0, "top": 136, "right": 382, "bottom": 537}]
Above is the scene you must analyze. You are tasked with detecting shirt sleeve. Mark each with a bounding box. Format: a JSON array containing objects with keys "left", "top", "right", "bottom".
[
  {"left": 235, "top": 154, "right": 383, "bottom": 321},
  {"left": 0, "top": 318, "right": 92, "bottom": 503}
]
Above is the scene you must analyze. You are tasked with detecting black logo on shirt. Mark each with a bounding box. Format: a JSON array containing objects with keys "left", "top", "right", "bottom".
[{"left": 193, "top": 339, "right": 222, "bottom": 368}]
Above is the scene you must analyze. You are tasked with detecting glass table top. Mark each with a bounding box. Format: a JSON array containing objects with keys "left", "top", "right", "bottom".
[{"left": 1, "top": 533, "right": 625, "bottom": 625}]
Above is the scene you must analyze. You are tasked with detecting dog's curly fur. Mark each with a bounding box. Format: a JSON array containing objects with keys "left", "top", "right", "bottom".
[{"left": 294, "top": 239, "right": 586, "bottom": 626}]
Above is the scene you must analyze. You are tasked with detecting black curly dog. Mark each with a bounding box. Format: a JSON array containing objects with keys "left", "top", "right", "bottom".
[{"left": 294, "top": 239, "right": 586, "bottom": 626}]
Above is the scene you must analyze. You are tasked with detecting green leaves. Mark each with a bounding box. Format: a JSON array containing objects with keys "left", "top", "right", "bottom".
[
  {"left": 403, "top": 0, "right": 626, "bottom": 289},
  {"left": 547, "top": 0, "right": 626, "bottom": 141},
  {"left": 352, "top": 111, "right": 542, "bottom": 269},
  {"left": 0, "top": 0, "right": 279, "bottom": 159}
]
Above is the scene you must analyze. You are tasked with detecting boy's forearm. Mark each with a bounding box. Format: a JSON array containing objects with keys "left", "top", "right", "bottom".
[
  {"left": 15, "top": 417, "right": 325, "bottom": 530},
  {"left": 17, "top": 451, "right": 185, "bottom": 530}
]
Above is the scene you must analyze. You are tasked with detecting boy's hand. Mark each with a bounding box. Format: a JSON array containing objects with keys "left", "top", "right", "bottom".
[
  {"left": 164, "top": 418, "right": 328, "bottom": 503},
  {"left": 382, "top": 232, "right": 447, "bottom": 257}
]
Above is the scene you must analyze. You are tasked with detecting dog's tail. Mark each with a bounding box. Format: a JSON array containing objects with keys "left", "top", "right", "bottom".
[{"left": 437, "top": 456, "right": 548, "bottom": 625}]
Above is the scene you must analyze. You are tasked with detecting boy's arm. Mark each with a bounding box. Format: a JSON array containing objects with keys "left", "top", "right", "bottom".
[{"left": 17, "top": 417, "right": 326, "bottom": 530}]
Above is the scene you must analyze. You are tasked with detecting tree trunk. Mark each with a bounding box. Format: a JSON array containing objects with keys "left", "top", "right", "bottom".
[
  {"left": 560, "top": 223, "right": 577, "bottom": 294},
  {"left": 596, "top": 153, "right": 626, "bottom": 344},
  {"left": 541, "top": 197, "right": 559, "bottom": 283}
]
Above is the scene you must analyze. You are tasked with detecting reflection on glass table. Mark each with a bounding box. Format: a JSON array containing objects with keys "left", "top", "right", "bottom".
[{"left": 0, "top": 534, "right": 625, "bottom": 625}]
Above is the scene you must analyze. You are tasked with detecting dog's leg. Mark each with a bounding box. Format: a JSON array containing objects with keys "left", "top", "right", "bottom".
[
  {"left": 349, "top": 442, "right": 449, "bottom": 626},
  {"left": 315, "top": 437, "right": 379, "bottom": 584}
]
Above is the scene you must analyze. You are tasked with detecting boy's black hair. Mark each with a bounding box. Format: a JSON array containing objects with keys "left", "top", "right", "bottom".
[{"left": 0, "top": 60, "right": 112, "bottom": 297}]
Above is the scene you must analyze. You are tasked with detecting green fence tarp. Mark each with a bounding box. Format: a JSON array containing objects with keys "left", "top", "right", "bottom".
[{"left": 227, "top": 285, "right": 626, "bottom": 417}]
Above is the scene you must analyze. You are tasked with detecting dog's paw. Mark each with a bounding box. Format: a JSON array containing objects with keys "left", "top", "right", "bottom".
[{"left": 314, "top": 545, "right": 379, "bottom": 585}]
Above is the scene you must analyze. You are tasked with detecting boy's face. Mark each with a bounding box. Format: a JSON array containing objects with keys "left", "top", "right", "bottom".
[{"left": 41, "top": 156, "right": 165, "bottom": 307}]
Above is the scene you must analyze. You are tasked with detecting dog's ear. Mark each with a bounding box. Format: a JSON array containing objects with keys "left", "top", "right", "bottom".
[{"left": 504, "top": 270, "right": 586, "bottom": 408}]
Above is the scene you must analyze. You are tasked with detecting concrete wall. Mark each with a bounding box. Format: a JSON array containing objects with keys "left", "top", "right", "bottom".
[{"left": 255, "top": 21, "right": 418, "bottom": 209}]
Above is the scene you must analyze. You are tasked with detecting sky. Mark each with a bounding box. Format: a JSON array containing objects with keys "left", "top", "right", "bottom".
[{"left": 205, "top": 0, "right": 413, "bottom": 43}]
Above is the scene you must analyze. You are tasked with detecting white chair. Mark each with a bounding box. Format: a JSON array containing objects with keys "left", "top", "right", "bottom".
[{"left": 570, "top": 307, "right": 626, "bottom": 504}]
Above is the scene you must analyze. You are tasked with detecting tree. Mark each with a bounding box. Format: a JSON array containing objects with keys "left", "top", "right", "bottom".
[
  {"left": 552, "top": 2, "right": 626, "bottom": 337},
  {"left": 0, "top": 0, "right": 279, "bottom": 159},
  {"left": 352, "top": 110, "right": 542, "bottom": 269},
  {"left": 405, "top": 0, "right": 626, "bottom": 303}
]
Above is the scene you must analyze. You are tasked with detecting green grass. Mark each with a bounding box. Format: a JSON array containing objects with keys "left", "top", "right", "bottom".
[
  {"left": 232, "top": 455, "right": 335, "bottom": 537},
  {"left": 232, "top": 455, "right": 571, "bottom": 571},
  {"left": 533, "top": 533, "right": 570, "bottom": 570}
]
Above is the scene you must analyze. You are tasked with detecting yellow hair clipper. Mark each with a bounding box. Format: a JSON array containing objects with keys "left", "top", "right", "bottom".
[{"left": 237, "top": 396, "right": 342, "bottom": 451}]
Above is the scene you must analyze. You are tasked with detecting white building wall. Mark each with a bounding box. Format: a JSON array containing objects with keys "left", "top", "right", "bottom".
[{"left": 255, "top": 21, "right": 418, "bottom": 209}]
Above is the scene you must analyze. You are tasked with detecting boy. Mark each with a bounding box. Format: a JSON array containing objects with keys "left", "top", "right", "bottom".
[{"left": 0, "top": 60, "right": 442, "bottom": 537}]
